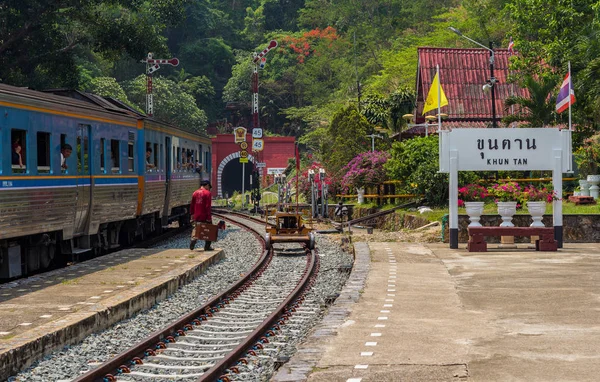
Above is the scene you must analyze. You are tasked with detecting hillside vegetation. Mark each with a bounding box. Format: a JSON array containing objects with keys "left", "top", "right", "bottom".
[{"left": 2, "top": 0, "right": 599, "bottom": 181}]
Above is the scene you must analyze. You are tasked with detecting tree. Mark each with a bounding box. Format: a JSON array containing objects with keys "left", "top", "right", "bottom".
[
  {"left": 502, "top": 74, "right": 559, "bottom": 127},
  {"left": 0, "top": 0, "right": 185, "bottom": 89},
  {"left": 325, "top": 105, "right": 371, "bottom": 178},
  {"left": 362, "top": 87, "right": 415, "bottom": 133},
  {"left": 82, "top": 77, "right": 133, "bottom": 107},
  {"left": 385, "top": 135, "right": 478, "bottom": 206},
  {"left": 123, "top": 75, "right": 207, "bottom": 133}
]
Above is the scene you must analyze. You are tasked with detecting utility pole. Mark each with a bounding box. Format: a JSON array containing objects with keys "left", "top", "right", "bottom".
[
  {"left": 250, "top": 40, "right": 277, "bottom": 214},
  {"left": 354, "top": 32, "right": 361, "bottom": 112}
]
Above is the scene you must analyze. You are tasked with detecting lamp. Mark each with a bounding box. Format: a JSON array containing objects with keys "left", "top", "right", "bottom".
[
  {"left": 449, "top": 27, "right": 498, "bottom": 128},
  {"left": 365, "top": 133, "right": 383, "bottom": 152},
  {"left": 403, "top": 114, "right": 444, "bottom": 137}
]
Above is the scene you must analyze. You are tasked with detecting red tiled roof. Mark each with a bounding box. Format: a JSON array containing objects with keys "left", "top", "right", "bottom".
[{"left": 416, "top": 47, "right": 527, "bottom": 124}]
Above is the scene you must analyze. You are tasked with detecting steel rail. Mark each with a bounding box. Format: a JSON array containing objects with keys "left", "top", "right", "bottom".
[
  {"left": 73, "top": 213, "right": 269, "bottom": 382},
  {"left": 212, "top": 208, "right": 276, "bottom": 228},
  {"left": 196, "top": 246, "right": 318, "bottom": 381}
]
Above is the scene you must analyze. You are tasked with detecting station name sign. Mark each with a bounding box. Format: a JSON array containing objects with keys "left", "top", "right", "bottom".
[{"left": 439, "top": 128, "right": 572, "bottom": 172}]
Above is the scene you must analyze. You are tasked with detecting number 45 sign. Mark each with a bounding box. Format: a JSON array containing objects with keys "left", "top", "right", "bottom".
[{"left": 252, "top": 139, "right": 264, "bottom": 151}]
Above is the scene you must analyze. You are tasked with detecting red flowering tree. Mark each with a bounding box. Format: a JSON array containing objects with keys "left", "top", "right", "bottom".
[
  {"left": 278, "top": 27, "right": 339, "bottom": 64},
  {"left": 341, "top": 151, "right": 390, "bottom": 192}
]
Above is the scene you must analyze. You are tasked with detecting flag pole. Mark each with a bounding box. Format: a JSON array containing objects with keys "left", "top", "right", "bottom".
[
  {"left": 437, "top": 65, "right": 442, "bottom": 132},
  {"left": 568, "top": 61, "right": 572, "bottom": 131}
]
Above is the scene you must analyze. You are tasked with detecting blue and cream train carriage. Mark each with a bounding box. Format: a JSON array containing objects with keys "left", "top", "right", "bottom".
[{"left": 0, "top": 84, "right": 211, "bottom": 279}]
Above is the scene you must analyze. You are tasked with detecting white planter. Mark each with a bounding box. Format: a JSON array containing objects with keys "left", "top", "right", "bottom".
[
  {"left": 497, "top": 201, "right": 517, "bottom": 227},
  {"left": 527, "top": 201, "right": 546, "bottom": 227},
  {"left": 464, "top": 201, "right": 485, "bottom": 227},
  {"left": 579, "top": 179, "right": 590, "bottom": 197},
  {"left": 587, "top": 175, "right": 600, "bottom": 199},
  {"left": 357, "top": 187, "right": 365, "bottom": 204}
]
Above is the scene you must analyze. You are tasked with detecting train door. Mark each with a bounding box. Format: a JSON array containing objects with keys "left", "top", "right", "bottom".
[
  {"left": 73, "top": 125, "right": 91, "bottom": 234},
  {"left": 161, "top": 136, "right": 172, "bottom": 226}
]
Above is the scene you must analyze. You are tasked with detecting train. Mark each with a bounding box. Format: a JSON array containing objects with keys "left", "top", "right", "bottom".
[{"left": 0, "top": 84, "right": 212, "bottom": 279}]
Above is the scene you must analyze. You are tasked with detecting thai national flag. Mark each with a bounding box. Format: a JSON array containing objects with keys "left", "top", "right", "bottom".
[
  {"left": 508, "top": 37, "right": 514, "bottom": 55},
  {"left": 556, "top": 71, "right": 575, "bottom": 114}
]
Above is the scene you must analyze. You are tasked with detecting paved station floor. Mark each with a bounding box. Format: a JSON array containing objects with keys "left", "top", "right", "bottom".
[
  {"left": 0, "top": 247, "right": 223, "bottom": 380},
  {"left": 275, "top": 241, "right": 600, "bottom": 382}
]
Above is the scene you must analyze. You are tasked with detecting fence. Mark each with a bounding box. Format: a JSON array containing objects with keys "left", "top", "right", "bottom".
[{"left": 335, "top": 178, "right": 579, "bottom": 205}]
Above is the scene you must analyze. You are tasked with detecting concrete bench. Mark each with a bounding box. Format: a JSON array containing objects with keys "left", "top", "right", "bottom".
[{"left": 467, "top": 227, "right": 557, "bottom": 252}]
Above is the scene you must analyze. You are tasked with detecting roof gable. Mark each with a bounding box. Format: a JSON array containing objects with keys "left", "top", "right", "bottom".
[{"left": 416, "top": 47, "right": 527, "bottom": 126}]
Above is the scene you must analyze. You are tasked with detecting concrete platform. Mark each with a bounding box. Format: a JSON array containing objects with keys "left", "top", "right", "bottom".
[
  {"left": 0, "top": 247, "right": 223, "bottom": 380},
  {"left": 274, "top": 242, "right": 600, "bottom": 382}
]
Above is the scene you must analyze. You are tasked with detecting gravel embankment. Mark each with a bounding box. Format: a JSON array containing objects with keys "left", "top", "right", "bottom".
[{"left": 13, "top": 222, "right": 353, "bottom": 382}]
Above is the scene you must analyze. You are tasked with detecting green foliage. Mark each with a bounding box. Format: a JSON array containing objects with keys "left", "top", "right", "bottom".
[
  {"left": 325, "top": 105, "right": 371, "bottom": 178},
  {"left": 362, "top": 88, "right": 415, "bottom": 133},
  {"left": 0, "top": 0, "right": 184, "bottom": 88},
  {"left": 123, "top": 75, "right": 207, "bottom": 133},
  {"left": 502, "top": 73, "right": 560, "bottom": 127},
  {"left": 574, "top": 133, "right": 600, "bottom": 178},
  {"left": 82, "top": 77, "right": 133, "bottom": 106},
  {"left": 385, "top": 136, "right": 479, "bottom": 206}
]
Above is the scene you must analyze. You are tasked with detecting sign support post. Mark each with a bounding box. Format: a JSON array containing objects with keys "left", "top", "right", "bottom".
[
  {"left": 449, "top": 150, "right": 459, "bottom": 248},
  {"left": 553, "top": 149, "right": 563, "bottom": 247}
]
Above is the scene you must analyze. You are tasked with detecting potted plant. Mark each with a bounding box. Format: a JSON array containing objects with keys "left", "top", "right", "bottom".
[
  {"left": 489, "top": 181, "right": 521, "bottom": 227},
  {"left": 458, "top": 184, "right": 489, "bottom": 227},
  {"left": 519, "top": 184, "right": 556, "bottom": 227},
  {"left": 575, "top": 133, "right": 600, "bottom": 198}
]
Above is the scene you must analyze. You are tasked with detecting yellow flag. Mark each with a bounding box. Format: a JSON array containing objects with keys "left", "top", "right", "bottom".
[{"left": 422, "top": 72, "right": 448, "bottom": 115}]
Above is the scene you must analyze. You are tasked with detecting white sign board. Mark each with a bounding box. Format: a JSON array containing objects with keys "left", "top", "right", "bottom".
[
  {"left": 252, "top": 128, "right": 263, "bottom": 138},
  {"left": 256, "top": 162, "right": 266, "bottom": 168},
  {"left": 438, "top": 127, "right": 573, "bottom": 250},
  {"left": 439, "top": 128, "right": 572, "bottom": 172},
  {"left": 252, "top": 138, "right": 264, "bottom": 151},
  {"left": 267, "top": 168, "right": 286, "bottom": 175}
]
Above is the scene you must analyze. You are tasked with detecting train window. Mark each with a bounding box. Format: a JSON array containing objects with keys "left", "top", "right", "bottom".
[
  {"left": 153, "top": 143, "right": 159, "bottom": 171},
  {"left": 100, "top": 138, "right": 105, "bottom": 173},
  {"left": 205, "top": 150, "right": 211, "bottom": 174},
  {"left": 160, "top": 143, "right": 164, "bottom": 171},
  {"left": 79, "top": 133, "right": 89, "bottom": 174},
  {"left": 145, "top": 142, "right": 155, "bottom": 172},
  {"left": 128, "top": 141, "right": 134, "bottom": 172},
  {"left": 36, "top": 132, "right": 51, "bottom": 174},
  {"left": 11, "top": 129, "right": 27, "bottom": 173},
  {"left": 110, "top": 139, "right": 120, "bottom": 173},
  {"left": 182, "top": 148, "right": 189, "bottom": 171},
  {"left": 176, "top": 147, "right": 181, "bottom": 171},
  {"left": 60, "top": 134, "right": 68, "bottom": 174}
]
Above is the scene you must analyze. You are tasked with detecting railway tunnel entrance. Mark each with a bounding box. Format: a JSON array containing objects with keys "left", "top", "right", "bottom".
[
  {"left": 221, "top": 160, "right": 253, "bottom": 198},
  {"left": 211, "top": 133, "right": 296, "bottom": 198}
]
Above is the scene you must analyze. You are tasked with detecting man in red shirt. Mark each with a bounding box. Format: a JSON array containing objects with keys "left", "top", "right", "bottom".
[{"left": 190, "top": 180, "right": 213, "bottom": 251}]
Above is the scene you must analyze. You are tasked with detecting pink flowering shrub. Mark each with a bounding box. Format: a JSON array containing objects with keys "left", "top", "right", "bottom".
[
  {"left": 519, "top": 184, "right": 558, "bottom": 203},
  {"left": 488, "top": 181, "right": 521, "bottom": 202},
  {"left": 458, "top": 184, "right": 489, "bottom": 202},
  {"left": 341, "top": 151, "right": 390, "bottom": 191}
]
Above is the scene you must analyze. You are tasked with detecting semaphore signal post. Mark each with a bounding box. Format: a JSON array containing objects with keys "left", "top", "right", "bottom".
[{"left": 141, "top": 53, "right": 179, "bottom": 116}]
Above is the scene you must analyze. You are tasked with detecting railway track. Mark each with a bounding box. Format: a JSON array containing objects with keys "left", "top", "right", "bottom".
[{"left": 73, "top": 211, "right": 319, "bottom": 382}]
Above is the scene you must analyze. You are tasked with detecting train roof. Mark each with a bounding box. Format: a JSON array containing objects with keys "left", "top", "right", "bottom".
[
  {"left": 0, "top": 83, "right": 136, "bottom": 123},
  {"left": 43, "top": 88, "right": 210, "bottom": 139},
  {"left": 0, "top": 83, "right": 210, "bottom": 139}
]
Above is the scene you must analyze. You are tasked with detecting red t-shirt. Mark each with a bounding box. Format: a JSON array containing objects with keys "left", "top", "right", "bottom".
[{"left": 190, "top": 188, "right": 212, "bottom": 222}]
